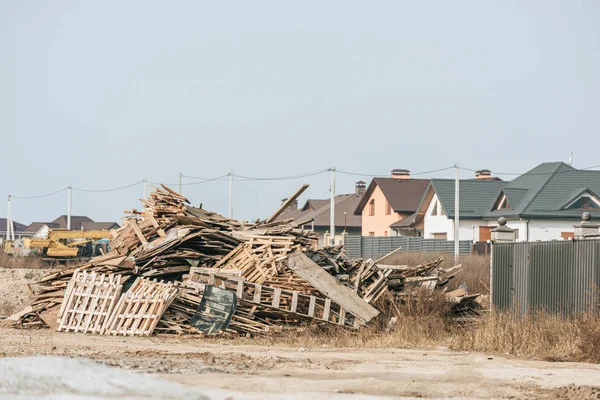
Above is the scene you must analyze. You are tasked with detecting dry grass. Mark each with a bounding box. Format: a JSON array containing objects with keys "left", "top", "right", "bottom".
[
  {"left": 0, "top": 252, "right": 48, "bottom": 269},
  {"left": 259, "top": 310, "right": 600, "bottom": 363}
]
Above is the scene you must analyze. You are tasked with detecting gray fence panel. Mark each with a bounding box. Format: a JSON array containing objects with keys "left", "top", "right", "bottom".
[
  {"left": 491, "top": 239, "right": 600, "bottom": 317},
  {"left": 491, "top": 243, "right": 513, "bottom": 311},
  {"left": 344, "top": 236, "right": 471, "bottom": 260},
  {"left": 344, "top": 235, "right": 362, "bottom": 260}
]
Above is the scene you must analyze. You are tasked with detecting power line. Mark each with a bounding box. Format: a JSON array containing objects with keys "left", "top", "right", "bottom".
[
  {"left": 337, "top": 166, "right": 455, "bottom": 177},
  {"left": 460, "top": 164, "right": 600, "bottom": 176},
  {"left": 72, "top": 180, "right": 144, "bottom": 193},
  {"left": 11, "top": 187, "right": 68, "bottom": 199},
  {"left": 182, "top": 174, "right": 230, "bottom": 186},
  {"left": 232, "top": 169, "right": 329, "bottom": 181}
]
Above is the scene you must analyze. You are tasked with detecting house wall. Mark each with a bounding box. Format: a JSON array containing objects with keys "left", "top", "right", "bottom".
[
  {"left": 527, "top": 219, "right": 583, "bottom": 241},
  {"left": 361, "top": 185, "right": 408, "bottom": 236},
  {"left": 33, "top": 225, "right": 52, "bottom": 239}
]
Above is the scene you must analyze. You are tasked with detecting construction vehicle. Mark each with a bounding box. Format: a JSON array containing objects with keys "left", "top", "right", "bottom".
[{"left": 24, "top": 229, "right": 112, "bottom": 258}]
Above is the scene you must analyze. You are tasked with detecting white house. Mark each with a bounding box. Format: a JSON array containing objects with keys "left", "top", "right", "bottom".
[{"left": 407, "top": 162, "right": 600, "bottom": 242}]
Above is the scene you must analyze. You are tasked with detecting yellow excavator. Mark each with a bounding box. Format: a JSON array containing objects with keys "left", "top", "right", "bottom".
[{"left": 25, "top": 229, "right": 112, "bottom": 258}]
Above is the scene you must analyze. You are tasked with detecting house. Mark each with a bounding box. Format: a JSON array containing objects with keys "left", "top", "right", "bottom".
[
  {"left": 353, "top": 169, "right": 430, "bottom": 237},
  {"left": 0, "top": 218, "right": 28, "bottom": 237},
  {"left": 413, "top": 174, "right": 507, "bottom": 241},
  {"left": 275, "top": 182, "right": 365, "bottom": 245},
  {"left": 23, "top": 222, "right": 61, "bottom": 238},
  {"left": 416, "top": 162, "right": 600, "bottom": 242},
  {"left": 23, "top": 215, "right": 120, "bottom": 239}
]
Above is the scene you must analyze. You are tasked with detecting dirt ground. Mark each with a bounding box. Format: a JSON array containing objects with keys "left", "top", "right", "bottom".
[
  {"left": 0, "top": 267, "right": 50, "bottom": 316},
  {"left": 0, "top": 327, "right": 599, "bottom": 399}
]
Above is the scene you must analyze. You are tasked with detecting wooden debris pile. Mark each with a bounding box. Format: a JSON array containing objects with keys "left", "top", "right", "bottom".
[
  {"left": 7, "top": 184, "right": 480, "bottom": 336},
  {"left": 307, "top": 247, "right": 481, "bottom": 318}
]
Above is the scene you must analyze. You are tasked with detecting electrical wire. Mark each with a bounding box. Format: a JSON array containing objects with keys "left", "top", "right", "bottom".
[
  {"left": 73, "top": 180, "right": 144, "bottom": 193},
  {"left": 181, "top": 174, "right": 230, "bottom": 186},
  {"left": 9, "top": 163, "right": 600, "bottom": 200},
  {"left": 232, "top": 169, "right": 329, "bottom": 181},
  {"left": 11, "top": 187, "right": 69, "bottom": 199},
  {"left": 460, "top": 164, "right": 600, "bottom": 176},
  {"left": 336, "top": 166, "right": 455, "bottom": 177}
]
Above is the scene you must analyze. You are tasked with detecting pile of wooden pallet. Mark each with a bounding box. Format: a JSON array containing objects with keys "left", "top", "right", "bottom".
[{"left": 7, "top": 184, "right": 480, "bottom": 336}]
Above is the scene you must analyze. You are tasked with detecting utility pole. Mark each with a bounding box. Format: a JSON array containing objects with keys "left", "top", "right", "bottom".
[
  {"left": 6, "top": 195, "right": 14, "bottom": 240},
  {"left": 67, "top": 185, "right": 72, "bottom": 230},
  {"left": 178, "top": 172, "right": 183, "bottom": 195},
  {"left": 454, "top": 163, "right": 460, "bottom": 264},
  {"left": 228, "top": 171, "right": 233, "bottom": 219},
  {"left": 330, "top": 166, "right": 336, "bottom": 246}
]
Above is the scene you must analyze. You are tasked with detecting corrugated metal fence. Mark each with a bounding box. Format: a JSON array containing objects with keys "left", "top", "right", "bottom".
[
  {"left": 344, "top": 236, "right": 471, "bottom": 260},
  {"left": 492, "top": 239, "right": 600, "bottom": 316}
]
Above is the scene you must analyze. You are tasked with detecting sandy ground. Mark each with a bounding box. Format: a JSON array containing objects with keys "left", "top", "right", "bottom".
[
  {"left": 0, "top": 267, "right": 50, "bottom": 317},
  {"left": 0, "top": 327, "right": 599, "bottom": 399}
]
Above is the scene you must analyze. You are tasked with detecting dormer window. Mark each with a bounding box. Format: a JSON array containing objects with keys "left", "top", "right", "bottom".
[
  {"left": 565, "top": 194, "right": 600, "bottom": 210},
  {"left": 494, "top": 193, "right": 511, "bottom": 210}
]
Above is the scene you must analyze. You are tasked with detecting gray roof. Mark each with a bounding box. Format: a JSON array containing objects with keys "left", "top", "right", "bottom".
[
  {"left": 0, "top": 218, "right": 28, "bottom": 232},
  {"left": 485, "top": 162, "right": 600, "bottom": 219},
  {"left": 276, "top": 194, "right": 363, "bottom": 228},
  {"left": 430, "top": 179, "right": 507, "bottom": 219},
  {"left": 430, "top": 162, "right": 600, "bottom": 221}
]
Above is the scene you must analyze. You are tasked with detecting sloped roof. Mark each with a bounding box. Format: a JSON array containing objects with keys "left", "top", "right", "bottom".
[
  {"left": 354, "top": 178, "right": 430, "bottom": 215},
  {"left": 0, "top": 218, "right": 28, "bottom": 232},
  {"left": 390, "top": 211, "right": 420, "bottom": 228},
  {"left": 52, "top": 215, "right": 94, "bottom": 230},
  {"left": 276, "top": 194, "right": 363, "bottom": 228},
  {"left": 81, "top": 221, "right": 120, "bottom": 230},
  {"left": 23, "top": 222, "right": 60, "bottom": 233},
  {"left": 485, "top": 162, "right": 600, "bottom": 219},
  {"left": 431, "top": 179, "right": 508, "bottom": 219}
]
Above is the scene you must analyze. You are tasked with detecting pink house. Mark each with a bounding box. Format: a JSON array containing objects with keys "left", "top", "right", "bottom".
[{"left": 354, "top": 169, "right": 430, "bottom": 237}]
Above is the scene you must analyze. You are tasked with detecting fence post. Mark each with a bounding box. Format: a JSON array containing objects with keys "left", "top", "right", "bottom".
[{"left": 489, "top": 242, "right": 494, "bottom": 312}]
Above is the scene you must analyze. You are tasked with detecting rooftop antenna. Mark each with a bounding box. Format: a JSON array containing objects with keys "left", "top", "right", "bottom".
[{"left": 569, "top": 152, "right": 573, "bottom": 166}]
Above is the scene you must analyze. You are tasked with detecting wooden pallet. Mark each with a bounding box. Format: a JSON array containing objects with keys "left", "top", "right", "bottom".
[
  {"left": 102, "top": 277, "right": 178, "bottom": 336},
  {"left": 57, "top": 269, "right": 123, "bottom": 334},
  {"left": 189, "top": 267, "right": 361, "bottom": 328},
  {"left": 213, "top": 236, "right": 300, "bottom": 284}
]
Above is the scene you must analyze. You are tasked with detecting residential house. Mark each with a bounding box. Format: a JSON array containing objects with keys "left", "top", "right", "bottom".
[
  {"left": 354, "top": 169, "right": 430, "bottom": 237},
  {"left": 415, "top": 162, "right": 600, "bottom": 242},
  {"left": 23, "top": 215, "right": 119, "bottom": 238},
  {"left": 0, "top": 218, "right": 28, "bottom": 238},
  {"left": 412, "top": 173, "right": 507, "bottom": 241},
  {"left": 276, "top": 182, "right": 365, "bottom": 245}
]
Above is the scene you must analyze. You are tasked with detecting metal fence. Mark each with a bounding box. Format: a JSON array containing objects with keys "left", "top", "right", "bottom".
[
  {"left": 344, "top": 236, "right": 471, "bottom": 260},
  {"left": 491, "top": 239, "right": 600, "bottom": 316}
]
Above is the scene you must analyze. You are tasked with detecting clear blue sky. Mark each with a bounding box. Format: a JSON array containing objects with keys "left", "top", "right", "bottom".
[{"left": 1, "top": 1, "right": 599, "bottom": 224}]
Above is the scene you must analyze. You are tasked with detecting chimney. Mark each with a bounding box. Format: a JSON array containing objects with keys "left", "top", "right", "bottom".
[
  {"left": 475, "top": 169, "right": 493, "bottom": 180},
  {"left": 281, "top": 198, "right": 299, "bottom": 210},
  {"left": 355, "top": 181, "right": 366, "bottom": 195},
  {"left": 391, "top": 169, "right": 410, "bottom": 180}
]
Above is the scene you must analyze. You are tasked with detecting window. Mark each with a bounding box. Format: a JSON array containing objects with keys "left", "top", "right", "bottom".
[
  {"left": 368, "top": 231, "right": 375, "bottom": 237},
  {"left": 385, "top": 200, "right": 391, "bottom": 215},
  {"left": 431, "top": 200, "right": 438, "bottom": 216},
  {"left": 433, "top": 232, "right": 447, "bottom": 239},
  {"left": 566, "top": 195, "right": 600, "bottom": 210},
  {"left": 561, "top": 232, "right": 575, "bottom": 240},
  {"left": 369, "top": 199, "right": 375, "bottom": 216},
  {"left": 495, "top": 194, "right": 511, "bottom": 210}
]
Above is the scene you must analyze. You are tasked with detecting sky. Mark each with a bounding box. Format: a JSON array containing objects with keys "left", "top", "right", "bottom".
[{"left": 1, "top": 1, "right": 599, "bottom": 225}]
